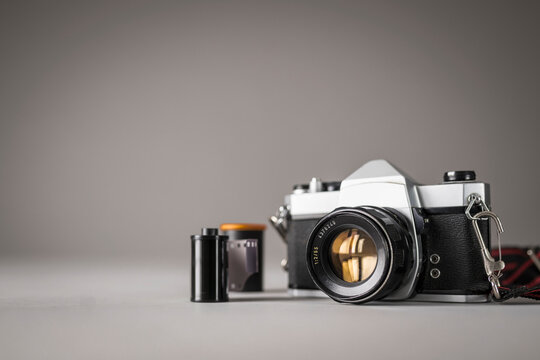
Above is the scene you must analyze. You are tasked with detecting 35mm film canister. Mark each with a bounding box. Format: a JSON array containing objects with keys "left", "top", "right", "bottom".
[
  {"left": 220, "top": 223, "right": 266, "bottom": 292},
  {"left": 191, "top": 228, "right": 228, "bottom": 302}
]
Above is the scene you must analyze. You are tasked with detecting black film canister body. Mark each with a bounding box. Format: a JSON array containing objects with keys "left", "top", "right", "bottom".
[
  {"left": 191, "top": 228, "right": 228, "bottom": 302},
  {"left": 220, "top": 224, "right": 266, "bottom": 292}
]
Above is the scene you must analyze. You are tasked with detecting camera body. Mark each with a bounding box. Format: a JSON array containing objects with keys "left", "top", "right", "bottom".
[{"left": 272, "top": 160, "right": 491, "bottom": 303}]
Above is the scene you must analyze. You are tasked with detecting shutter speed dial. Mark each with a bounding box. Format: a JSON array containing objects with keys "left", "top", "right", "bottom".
[{"left": 444, "top": 171, "right": 476, "bottom": 182}]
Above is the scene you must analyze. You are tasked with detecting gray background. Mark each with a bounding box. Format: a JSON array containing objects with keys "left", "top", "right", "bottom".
[
  {"left": 1, "top": 0, "right": 539, "bottom": 265},
  {"left": 1, "top": 2, "right": 540, "bottom": 360}
]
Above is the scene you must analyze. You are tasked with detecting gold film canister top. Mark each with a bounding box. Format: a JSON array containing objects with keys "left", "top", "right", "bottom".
[{"left": 219, "top": 223, "right": 267, "bottom": 231}]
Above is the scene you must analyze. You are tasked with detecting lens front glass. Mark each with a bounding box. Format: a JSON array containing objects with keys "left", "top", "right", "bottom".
[{"left": 329, "top": 228, "right": 378, "bottom": 283}]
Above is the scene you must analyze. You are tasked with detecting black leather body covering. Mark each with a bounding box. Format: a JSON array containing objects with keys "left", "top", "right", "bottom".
[
  {"left": 287, "top": 218, "right": 319, "bottom": 289},
  {"left": 287, "top": 207, "right": 491, "bottom": 295},
  {"left": 418, "top": 207, "right": 491, "bottom": 295}
]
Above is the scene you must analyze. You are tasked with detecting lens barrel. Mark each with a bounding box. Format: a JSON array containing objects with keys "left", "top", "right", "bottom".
[{"left": 306, "top": 207, "right": 413, "bottom": 304}]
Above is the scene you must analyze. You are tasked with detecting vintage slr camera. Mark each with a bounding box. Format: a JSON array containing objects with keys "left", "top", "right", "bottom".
[{"left": 270, "top": 160, "right": 491, "bottom": 303}]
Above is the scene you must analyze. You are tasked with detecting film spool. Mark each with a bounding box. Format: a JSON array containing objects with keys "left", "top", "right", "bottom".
[{"left": 220, "top": 223, "right": 266, "bottom": 292}]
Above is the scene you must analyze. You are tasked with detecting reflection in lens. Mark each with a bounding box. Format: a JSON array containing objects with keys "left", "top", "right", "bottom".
[{"left": 329, "top": 228, "right": 377, "bottom": 283}]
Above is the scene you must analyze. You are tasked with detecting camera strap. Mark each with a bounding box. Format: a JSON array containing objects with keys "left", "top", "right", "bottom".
[
  {"left": 491, "top": 247, "right": 540, "bottom": 302},
  {"left": 466, "top": 194, "right": 540, "bottom": 302}
]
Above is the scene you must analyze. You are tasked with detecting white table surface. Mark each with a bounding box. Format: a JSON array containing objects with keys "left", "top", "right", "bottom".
[{"left": 0, "top": 259, "right": 537, "bottom": 360}]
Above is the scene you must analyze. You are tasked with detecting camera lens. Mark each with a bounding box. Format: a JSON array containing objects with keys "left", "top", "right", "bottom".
[
  {"left": 306, "top": 207, "right": 413, "bottom": 304},
  {"left": 329, "top": 228, "right": 377, "bottom": 283}
]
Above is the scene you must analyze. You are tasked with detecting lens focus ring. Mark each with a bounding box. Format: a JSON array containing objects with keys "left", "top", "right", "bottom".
[{"left": 306, "top": 206, "right": 413, "bottom": 304}]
